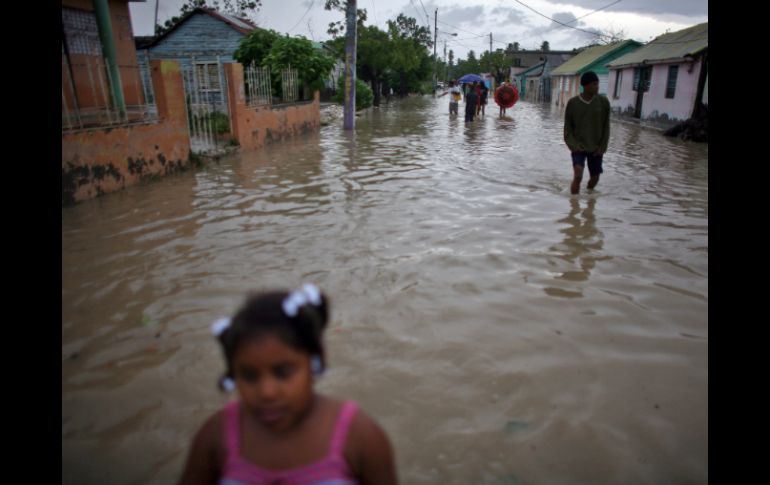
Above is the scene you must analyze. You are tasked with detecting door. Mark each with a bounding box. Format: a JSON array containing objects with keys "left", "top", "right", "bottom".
[{"left": 633, "top": 67, "right": 651, "bottom": 119}]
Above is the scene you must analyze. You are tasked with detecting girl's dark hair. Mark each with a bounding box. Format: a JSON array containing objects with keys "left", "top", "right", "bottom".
[{"left": 215, "top": 289, "right": 329, "bottom": 391}]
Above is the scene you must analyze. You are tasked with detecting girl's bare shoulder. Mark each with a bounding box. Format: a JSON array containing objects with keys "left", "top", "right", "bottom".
[{"left": 343, "top": 403, "right": 397, "bottom": 484}]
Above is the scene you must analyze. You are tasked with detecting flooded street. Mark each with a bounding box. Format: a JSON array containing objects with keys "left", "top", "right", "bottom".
[{"left": 62, "top": 96, "right": 708, "bottom": 485}]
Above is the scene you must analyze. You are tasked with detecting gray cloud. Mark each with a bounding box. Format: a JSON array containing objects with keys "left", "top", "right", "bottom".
[
  {"left": 549, "top": 0, "right": 707, "bottom": 18},
  {"left": 490, "top": 6, "right": 529, "bottom": 26}
]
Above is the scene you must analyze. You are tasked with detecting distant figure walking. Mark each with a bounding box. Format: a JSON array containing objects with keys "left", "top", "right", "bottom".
[{"left": 465, "top": 82, "right": 479, "bottom": 123}]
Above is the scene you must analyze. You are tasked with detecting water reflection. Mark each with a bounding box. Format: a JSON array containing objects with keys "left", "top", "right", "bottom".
[{"left": 544, "top": 196, "right": 609, "bottom": 298}]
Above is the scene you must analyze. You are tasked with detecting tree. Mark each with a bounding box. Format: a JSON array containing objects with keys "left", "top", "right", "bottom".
[
  {"left": 388, "top": 13, "right": 432, "bottom": 48},
  {"left": 333, "top": 77, "right": 373, "bottom": 110},
  {"left": 540, "top": 41, "right": 550, "bottom": 52},
  {"left": 324, "top": 0, "right": 367, "bottom": 38},
  {"left": 155, "top": 0, "right": 261, "bottom": 36},
  {"left": 480, "top": 48, "right": 506, "bottom": 74},
  {"left": 234, "top": 28, "right": 281, "bottom": 66},
  {"left": 385, "top": 15, "right": 433, "bottom": 96},
  {"left": 263, "top": 36, "right": 335, "bottom": 95},
  {"left": 597, "top": 26, "right": 627, "bottom": 45},
  {"left": 448, "top": 49, "right": 454, "bottom": 79},
  {"left": 355, "top": 25, "right": 392, "bottom": 106},
  {"left": 455, "top": 50, "right": 480, "bottom": 76}
]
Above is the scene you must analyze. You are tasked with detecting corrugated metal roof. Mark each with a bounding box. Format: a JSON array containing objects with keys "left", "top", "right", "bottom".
[
  {"left": 518, "top": 62, "right": 545, "bottom": 77},
  {"left": 205, "top": 8, "right": 258, "bottom": 35},
  {"left": 607, "top": 22, "right": 707, "bottom": 68},
  {"left": 551, "top": 40, "right": 639, "bottom": 76},
  {"left": 211, "top": 10, "right": 257, "bottom": 33},
  {"left": 142, "top": 7, "right": 257, "bottom": 48}
]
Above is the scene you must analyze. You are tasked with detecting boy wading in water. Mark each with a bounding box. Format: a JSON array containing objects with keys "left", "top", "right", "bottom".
[{"left": 564, "top": 71, "right": 610, "bottom": 195}]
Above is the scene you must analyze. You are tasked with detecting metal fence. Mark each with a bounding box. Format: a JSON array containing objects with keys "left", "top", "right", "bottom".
[
  {"left": 245, "top": 64, "right": 303, "bottom": 106},
  {"left": 280, "top": 68, "right": 298, "bottom": 103},
  {"left": 62, "top": 53, "right": 157, "bottom": 132},
  {"left": 182, "top": 62, "right": 226, "bottom": 155},
  {"left": 245, "top": 63, "right": 272, "bottom": 107}
]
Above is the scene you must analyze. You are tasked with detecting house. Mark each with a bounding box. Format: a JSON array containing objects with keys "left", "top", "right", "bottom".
[
  {"left": 507, "top": 50, "right": 575, "bottom": 79},
  {"left": 606, "top": 23, "right": 708, "bottom": 125},
  {"left": 62, "top": 0, "right": 191, "bottom": 204},
  {"left": 550, "top": 40, "right": 642, "bottom": 108},
  {"left": 138, "top": 7, "right": 259, "bottom": 113},
  {"left": 514, "top": 54, "right": 571, "bottom": 103},
  {"left": 63, "top": 0, "right": 151, "bottom": 125}
]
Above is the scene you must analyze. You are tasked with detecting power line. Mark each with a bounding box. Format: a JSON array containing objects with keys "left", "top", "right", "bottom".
[
  {"left": 570, "top": 0, "right": 622, "bottom": 24},
  {"left": 409, "top": 0, "right": 430, "bottom": 30},
  {"left": 538, "top": 0, "right": 622, "bottom": 37},
  {"left": 509, "top": 0, "right": 611, "bottom": 40},
  {"left": 436, "top": 19, "right": 486, "bottom": 38},
  {"left": 287, "top": 0, "right": 315, "bottom": 33},
  {"left": 371, "top": 0, "right": 378, "bottom": 25},
  {"left": 417, "top": 0, "right": 431, "bottom": 28}
]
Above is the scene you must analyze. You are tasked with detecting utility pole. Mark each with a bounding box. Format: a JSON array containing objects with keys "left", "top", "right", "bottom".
[
  {"left": 343, "top": 0, "right": 357, "bottom": 130},
  {"left": 154, "top": 0, "right": 160, "bottom": 34},
  {"left": 443, "top": 40, "right": 447, "bottom": 80},
  {"left": 433, "top": 9, "right": 438, "bottom": 95},
  {"left": 489, "top": 32, "right": 492, "bottom": 73}
]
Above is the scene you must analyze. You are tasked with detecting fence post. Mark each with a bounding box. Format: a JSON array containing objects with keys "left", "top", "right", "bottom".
[
  {"left": 150, "top": 59, "right": 187, "bottom": 128},
  {"left": 225, "top": 62, "right": 255, "bottom": 150}
]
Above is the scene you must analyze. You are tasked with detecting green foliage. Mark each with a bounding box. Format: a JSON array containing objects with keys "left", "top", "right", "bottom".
[
  {"left": 263, "top": 36, "right": 335, "bottom": 94},
  {"left": 323, "top": 10, "right": 437, "bottom": 97},
  {"left": 387, "top": 14, "right": 432, "bottom": 48},
  {"left": 333, "top": 78, "right": 373, "bottom": 111},
  {"left": 234, "top": 28, "right": 281, "bottom": 66},
  {"left": 236, "top": 33, "right": 334, "bottom": 98},
  {"left": 210, "top": 111, "right": 230, "bottom": 134},
  {"left": 480, "top": 49, "right": 508, "bottom": 73}
]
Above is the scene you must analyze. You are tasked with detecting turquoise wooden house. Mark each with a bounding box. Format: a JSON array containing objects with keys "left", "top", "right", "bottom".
[{"left": 137, "top": 7, "right": 258, "bottom": 113}]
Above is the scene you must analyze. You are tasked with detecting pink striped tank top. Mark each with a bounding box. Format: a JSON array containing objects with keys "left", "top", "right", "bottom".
[{"left": 219, "top": 400, "right": 359, "bottom": 485}]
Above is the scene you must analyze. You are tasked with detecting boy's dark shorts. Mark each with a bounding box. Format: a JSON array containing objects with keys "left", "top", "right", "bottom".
[{"left": 571, "top": 152, "right": 604, "bottom": 176}]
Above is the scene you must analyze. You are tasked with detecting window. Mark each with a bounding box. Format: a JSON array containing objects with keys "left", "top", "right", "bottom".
[
  {"left": 633, "top": 67, "right": 651, "bottom": 92},
  {"left": 62, "top": 7, "right": 102, "bottom": 56},
  {"left": 613, "top": 70, "right": 622, "bottom": 99},
  {"left": 194, "top": 63, "right": 222, "bottom": 91},
  {"left": 514, "top": 58, "right": 521, "bottom": 67},
  {"left": 666, "top": 65, "right": 679, "bottom": 98},
  {"left": 633, "top": 68, "right": 640, "bottom": 91}
]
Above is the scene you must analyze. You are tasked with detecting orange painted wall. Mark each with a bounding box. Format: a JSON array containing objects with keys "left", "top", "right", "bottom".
[
  {"left": 62, "top": 60, "right": 190, "bottom": 205},
  {"left": 225, "top": 63, "right": 320, "bottom": 151}
]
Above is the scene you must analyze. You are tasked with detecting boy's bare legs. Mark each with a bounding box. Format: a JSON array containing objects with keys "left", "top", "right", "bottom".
[
  {"left": 571, "top": 165, "right": 584, "bottom": 195},
  {"left": 587, "top": 175, "right": 600, "bottom": 190}
]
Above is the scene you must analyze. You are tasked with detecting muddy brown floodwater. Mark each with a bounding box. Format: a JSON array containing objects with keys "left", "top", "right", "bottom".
[{"left": 63, "top": 96, "right": 707, "bottom": 485}]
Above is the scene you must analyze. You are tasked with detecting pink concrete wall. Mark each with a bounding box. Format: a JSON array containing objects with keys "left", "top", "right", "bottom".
[
  {"left": 644, "top": 60, "right": 701, "bottom": 121},
  {"left": 609, "top": 68, "right": 637, "bottom": 116},
  {"left": 62, "top": 60, "right": 191, "bottom": 205},
  {"left": 225, "top": 63, "right": 320, "bottom": 151},
  {"left": 608, "top": 59, "right": 703, "bottom": 122}
]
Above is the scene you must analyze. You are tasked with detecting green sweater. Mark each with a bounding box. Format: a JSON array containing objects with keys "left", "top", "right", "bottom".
[{"left": 564, "top": 94, "right": 611, "bottom": 154}]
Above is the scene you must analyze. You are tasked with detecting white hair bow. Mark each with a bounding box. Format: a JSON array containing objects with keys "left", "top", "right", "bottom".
[
  {"left": 211, "top": 317, "right": 231, "bottom": 337},
  {"left": 282, "top": 283, "right": 322, "bottom": 317}
]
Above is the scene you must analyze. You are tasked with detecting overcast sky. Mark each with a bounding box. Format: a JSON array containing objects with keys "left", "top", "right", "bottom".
[{"left": 129, "top": 0, "right": 707, "bottom": 59}]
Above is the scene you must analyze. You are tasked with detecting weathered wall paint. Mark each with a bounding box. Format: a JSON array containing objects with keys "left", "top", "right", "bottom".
[
  {"left": 608, "top": 58, "right": 704, "bottom": 124},
  {"left": 62, "top": 60, "right": 190, "bottom": 205},
  {"left": 225, "top": 63, "right": 320, "bottom": 151}
]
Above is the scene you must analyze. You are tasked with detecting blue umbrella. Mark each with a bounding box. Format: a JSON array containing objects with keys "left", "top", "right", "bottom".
[{"left": 457, "top": 73, "right": 484, "bottom": 83}]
